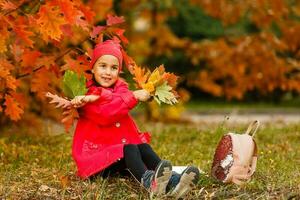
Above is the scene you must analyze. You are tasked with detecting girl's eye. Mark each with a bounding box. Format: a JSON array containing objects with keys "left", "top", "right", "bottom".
[{"left": 112, "top": 66, "right": 118, "bottom": 71}]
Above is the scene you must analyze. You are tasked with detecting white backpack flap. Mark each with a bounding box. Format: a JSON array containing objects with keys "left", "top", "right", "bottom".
[
  {"left": 230, "top": 133, "right": 255, "bottom": 166},
  {"left": 212, "top": 120, "right": 259, "bottom": 185}
]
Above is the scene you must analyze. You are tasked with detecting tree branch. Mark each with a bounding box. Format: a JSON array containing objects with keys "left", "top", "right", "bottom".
[{"left": 16, "top": 37, "right": 90, "bottom": 79}]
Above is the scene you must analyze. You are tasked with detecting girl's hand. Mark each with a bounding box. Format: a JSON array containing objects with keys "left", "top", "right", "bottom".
[
  {"left": 71, "top": 96, "right": 87, "bottom": 108},
  {"left": 133, "top": 89, "right": 151, "bottom": 102},
  {"left": 71, "top": 95, "right": 100, "bottom": 108}
]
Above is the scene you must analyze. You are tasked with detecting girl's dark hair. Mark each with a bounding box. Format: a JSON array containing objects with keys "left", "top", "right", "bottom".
[
  {"left": 85, "top": 69, "right": 100, "bottom": 87},
  {"left": 91, "top": 76, "right": 100, "bottom": 87}
]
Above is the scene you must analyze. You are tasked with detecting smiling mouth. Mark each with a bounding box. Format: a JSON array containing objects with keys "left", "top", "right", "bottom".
[{"left": 101, "top": 77, "right": 111, "bottom": 82}]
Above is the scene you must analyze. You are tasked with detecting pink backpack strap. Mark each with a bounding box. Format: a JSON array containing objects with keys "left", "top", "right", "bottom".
[
  {"left": 245, "top": 120, "right": 260, "bottom": 137},
  {"left": 249, "top": 140, "right": 258, "bottom": 176}
]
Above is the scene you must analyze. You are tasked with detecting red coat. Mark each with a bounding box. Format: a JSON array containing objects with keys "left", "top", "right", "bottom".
[{"left": 72, "top": 79, "right": 150, "bottom": 178}]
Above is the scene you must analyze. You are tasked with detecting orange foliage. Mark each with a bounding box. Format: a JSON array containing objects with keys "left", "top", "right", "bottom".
[
  {"left": 0, "top": 0, "right": 115, "bottom": 123},
  {"left": 123, "top": 0, "right": 300, "bottom": 100}
]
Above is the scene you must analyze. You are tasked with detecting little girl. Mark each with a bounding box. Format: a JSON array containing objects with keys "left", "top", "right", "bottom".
[{"left": 70, "top": 40, "right": 200, "bottom": 199}]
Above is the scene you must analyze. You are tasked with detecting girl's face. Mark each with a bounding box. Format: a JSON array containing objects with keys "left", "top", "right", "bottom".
[{"left": 92, "top": 55, "right": 120, "bottom": 87}]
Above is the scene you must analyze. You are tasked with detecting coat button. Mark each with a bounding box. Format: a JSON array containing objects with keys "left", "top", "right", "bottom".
[
  {"left": 121, "top": 138, "right": 127, "bottom": 144},
  {"left": 116, "top": 122, "right": 121, "bottom": 128}
]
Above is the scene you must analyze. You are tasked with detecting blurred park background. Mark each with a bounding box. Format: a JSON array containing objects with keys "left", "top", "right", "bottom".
[{"left": 0, "top": 0, "right": 300, "bottom": 199}]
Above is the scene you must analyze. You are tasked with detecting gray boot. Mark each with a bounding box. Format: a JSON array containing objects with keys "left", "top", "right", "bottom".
[
  {"left": 141, "top": 160, "right": 173, "bottom": 197},
  {"left": 168, "top": 166, "right": 200, "bottom": 199}
]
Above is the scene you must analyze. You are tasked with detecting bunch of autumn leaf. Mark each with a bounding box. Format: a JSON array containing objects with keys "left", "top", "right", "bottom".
[{"left": 132, "top": 64, "right": 178, "bottom": 105}]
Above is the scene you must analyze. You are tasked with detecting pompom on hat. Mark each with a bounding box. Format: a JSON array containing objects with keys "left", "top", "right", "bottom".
[{"left": 89, "top": 40, "right": 123, "bottom": 71}]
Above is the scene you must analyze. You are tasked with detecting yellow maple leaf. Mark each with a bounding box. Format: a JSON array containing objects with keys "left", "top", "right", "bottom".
[
  {"left": 36, "top": 3, "right": 66, "bottom": 42},
  {"left": 142, "top": 82, "right": 155, "bottom": 93},
  {"left": 148, "top": 68, "right": 163, "bottom": 87}
]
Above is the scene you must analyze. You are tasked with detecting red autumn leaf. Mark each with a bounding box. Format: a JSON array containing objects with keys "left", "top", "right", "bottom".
[
  {"left": 9, "top": 43, "right": 24, "bottom": 62},
  {"left": 60, "top": 24, "right": 73, "bottom": 37},
  {"left": 132, "top": 65, "right": 150, "bottom": 88},
  {"left": 121, "top": 49, "right": 136, "bottom": 74},
  {"left": 106, "top": 14, "right": 125, "bottom": 26},
  {"left": 45, "top": 92, "right": 77, "bottom": 132},
  {"left": 10, "top": 91, "right": 27, "bottom": 110},
  {"left": 90, "top": 25, "right": 106, "bottom": 38},
  {"left": 61, "top": 107, "right": 79, "bottom": 132},
  {"left": 36, "top": 55, "right": 56, "bottom": 70},
  {"left": 4, "top": 94, "right": 24, "bottom": 121},
  {"left": 59, "top": 174, "right": 71, "bottom": 188},
  {"left": 0, "top": 0, "right": 17, "bottom": 11},
  {"left": 114, "top": 28, "right": 129, "bottom": 45},
  {"left": 21, "top": 49, "right": 42, "bottom": 68},
  {"left": 61, "top": 55, "right": 87, "bottom": 75},
  {"left": 54, "top": 0, "right": 77, "bottom": 24},
  {"left": 5, "top": 75, "right": 18, "bottom": 91},
  {"left": 0, "top": 23, "right": 9, "bottom": 53},
  {"left": 0, "top": 59, "right": 18, "bottom": 91},
  {"left": 162, "top": 73, "right": 178, "bottom": 88},
  {"left": 45, "top": 92, "right": 72, "bottom": 108},
  {"left": 36, "top": 3, "right": 66, "bottom": 42},
  {"left": 79, "top": 4, "right": 95, "bottom": 23},
  {"left": 13, "top": 25, "right": 34, "bottom": 47},
  {"left": 31, "top": 68, "right": 52, "bottom": 99},
  {"left": 0, "top": 58, "right": 13, "bottom": 76},
  {"left": 74, "top": 14, "right": 89, "bottom": 31}
]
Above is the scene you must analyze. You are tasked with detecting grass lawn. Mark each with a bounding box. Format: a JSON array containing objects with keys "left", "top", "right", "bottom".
[
  {"left": 185, "top": 100, "right": 300, "bottom": 113},
  {"left": 0, "top": 122, "right": 299, "bottom": 199}
]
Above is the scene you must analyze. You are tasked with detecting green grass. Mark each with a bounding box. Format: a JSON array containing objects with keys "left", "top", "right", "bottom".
[
  {"left": 0, "top": 122, "right": 300, "bottom": 199},
  {"left": 185, "top": 100, "right": 300, "bottom": 113}
]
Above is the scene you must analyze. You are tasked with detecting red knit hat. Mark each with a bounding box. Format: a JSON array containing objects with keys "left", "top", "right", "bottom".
[{"left": 89, "top": 40, "right": 123, "bottom": 70}]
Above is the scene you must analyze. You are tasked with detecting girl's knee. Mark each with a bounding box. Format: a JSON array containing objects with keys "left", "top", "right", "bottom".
[{"left": 124, "top": 144, "right": 139, "bottom": 153}]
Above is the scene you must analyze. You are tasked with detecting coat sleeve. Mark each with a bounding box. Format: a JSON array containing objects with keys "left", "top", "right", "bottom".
[{"left": 81, "top": 81, "right": 138, "bottom": 125}]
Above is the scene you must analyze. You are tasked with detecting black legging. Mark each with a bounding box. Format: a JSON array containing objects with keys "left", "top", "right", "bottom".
[{"left": 94, "top": 143, "right": 161, "bottom": 182}]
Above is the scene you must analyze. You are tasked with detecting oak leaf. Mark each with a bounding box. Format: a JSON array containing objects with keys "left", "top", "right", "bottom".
[
  {"left": 54, "top": 0, "right": 77, "bottom": 24},
  {"left": 4, "top": 94, "right": 24, "bottom": 121},
  {"left": 61, "top": 107, "right": 79, "bottom": 132},
  {"left": 0, "top": 0, "right": 17, "bottom": 11},
  {"left": 21, "top": 50, "right": 42, "bottom": 68},
  {"left": 114, "top": 28, "right": 129, "bottom": 45},
  {"left": 13, "top": 25, "right": 34, "bottom": 47},
  {"left": 45, "top": 92, "right": 71, "bottom": 108},
  {"left": 36, "top": 3, "right": 66, "bottom": 42},
  {"left": 132, "top": 66, "right": 150, "bottom": 88},
  {"left": 91, "top": 26, "right": 106, "bottom": 38},
  {"left": 79, "top": 4, "right": 95, "bottom": 23},
  {"left": 106, "top": 14, "right": 125, "bottom": 26},
  {"left": 31, "top": 68, "right": 52, "bottom": 99}
]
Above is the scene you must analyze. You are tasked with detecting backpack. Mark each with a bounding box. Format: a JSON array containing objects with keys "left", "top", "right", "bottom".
[{"left": 211, "top": 120, "right": 259, "bottom": 185}]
